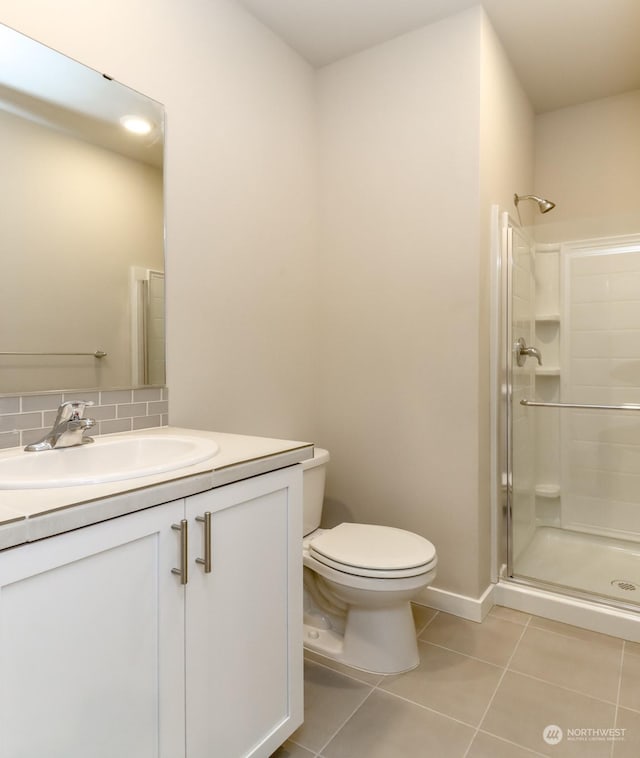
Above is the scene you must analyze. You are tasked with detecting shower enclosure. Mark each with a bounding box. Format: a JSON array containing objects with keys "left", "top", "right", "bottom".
[{"left": 498, "top": 209, "right": 640, "bottom": 613}]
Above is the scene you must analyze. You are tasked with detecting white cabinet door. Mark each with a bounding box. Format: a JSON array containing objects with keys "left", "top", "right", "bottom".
[
  {"left": 185, "top": 467, "right": 303, "bottom": 758},
  {"left": 0, "top": 501, "right": 185, "bottom": 758}
]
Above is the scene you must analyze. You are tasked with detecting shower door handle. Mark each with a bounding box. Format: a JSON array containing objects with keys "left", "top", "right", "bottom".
[
  {"left": 521, "top": 399, "right": 640, "bottom": 411},
  {"left": 514, "top": 337, "right": 543, "bottom": 367}
]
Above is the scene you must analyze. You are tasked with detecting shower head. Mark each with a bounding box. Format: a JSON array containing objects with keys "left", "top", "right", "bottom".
[{"left": 514, "top": 193, "right": 556, "bottom": 214}]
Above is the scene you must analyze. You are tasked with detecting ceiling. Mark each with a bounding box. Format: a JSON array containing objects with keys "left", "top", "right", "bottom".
[{"left": 235, "top": 0, "right": 640, "bottom": 113}]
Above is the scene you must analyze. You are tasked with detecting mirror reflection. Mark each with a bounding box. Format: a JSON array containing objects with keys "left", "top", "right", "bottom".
[{"left": 0, "top": 24, "right": 165, "bottom": 394}]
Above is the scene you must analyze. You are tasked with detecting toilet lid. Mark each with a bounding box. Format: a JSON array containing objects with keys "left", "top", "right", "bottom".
[{"left": 309, "top": 523, "right": 436, "bottom": 576}]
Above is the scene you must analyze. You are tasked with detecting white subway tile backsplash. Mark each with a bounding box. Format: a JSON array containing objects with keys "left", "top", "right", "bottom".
[
  {"left": 148, "top": 400, "right": 168, "bottom": 416},
  {"left": 88, "top": 405, "right": 117, "bottom": 421},
  {"left": 133, "top": 388, "right": 162, "bottom": 402},
  {"left": 133, "top": 415, "right": 161, "bottom": 430},
  {"left": 100, "top": 390, "right": 133, "bottom": 405},
  {"left": 0, "top": 398, "right": 20, "bottom": 414},
  {"left": 117, "top": 402, "right": 148, "bottom": 419},
  {"left": 0, "top": 386, "right": 168, "bottom": 449},
  {"left": 63, "top": 391, "right": 100, "bottom": 405},
  {"left": 0, "top": 412, "right": 43, "bottom": 433},
  {"left": 22, "top": 394, "right": 64, "bottom": 412},
  {"left": 100, "top": 418, "right": 133, "bottom": 435},
  {"left": 22, "top": 428, "right": 50, "bottom": 447},
  {"left": 0, "top": 432, "right": 20, "bottom": 450}
]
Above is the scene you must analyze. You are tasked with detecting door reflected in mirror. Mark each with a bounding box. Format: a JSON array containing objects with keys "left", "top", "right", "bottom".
[{"left": 0, "top": 23, "right": 165, "bottom": 394}]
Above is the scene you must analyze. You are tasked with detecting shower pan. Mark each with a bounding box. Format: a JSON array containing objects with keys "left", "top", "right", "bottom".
[{"left": 495, "top": 208, "right": 640, "bottom": 626}]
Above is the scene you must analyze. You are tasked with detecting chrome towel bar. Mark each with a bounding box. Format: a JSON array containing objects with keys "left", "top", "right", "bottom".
[
  {"left": 0, "top": 349, "right": 107, "bottom": 358},
  {"left": 520, "top": 399, "right": 640, "bottom": 411}
]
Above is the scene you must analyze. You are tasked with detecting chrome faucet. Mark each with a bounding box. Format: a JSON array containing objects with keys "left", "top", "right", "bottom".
[{"left": 25, "top": 400, "right": 97, "bottom": 452}]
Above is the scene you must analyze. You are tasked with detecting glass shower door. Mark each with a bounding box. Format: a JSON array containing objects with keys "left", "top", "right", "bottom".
[{"left": 507, "top": 227, "right": 640, "bottom": 607}]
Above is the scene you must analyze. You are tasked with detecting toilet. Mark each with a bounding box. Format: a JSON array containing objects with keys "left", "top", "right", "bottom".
[{"left": 302, "top": 448, "right": 437, "bottom": 674}]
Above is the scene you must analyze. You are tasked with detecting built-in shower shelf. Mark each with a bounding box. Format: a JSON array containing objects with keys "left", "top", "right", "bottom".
[
  {"left": 535, "top": 484, "right": 561, "bottom": 498},
  {"left": 535, "top": 313, "right": 560, "bottom": 322},
  {"left": 536, "top": 367, "right": 561, "bottom": 376}
]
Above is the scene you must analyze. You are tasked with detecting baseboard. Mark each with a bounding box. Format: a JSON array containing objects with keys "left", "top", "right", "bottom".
[{"left": 414, "top": 583, "right": 495, "bottom": 623}]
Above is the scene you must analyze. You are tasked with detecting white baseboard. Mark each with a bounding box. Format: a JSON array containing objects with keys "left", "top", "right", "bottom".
[
  {"left": 415, "top": 579, "right": 640, "bottom": 640},
  {"left": 415, "top": 583, "right": 495, "bottom": 623}
]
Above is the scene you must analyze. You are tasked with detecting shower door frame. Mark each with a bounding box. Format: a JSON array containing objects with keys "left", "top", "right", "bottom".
[{"left": 495, "top": 208, "right": 640, "bottom": 615}]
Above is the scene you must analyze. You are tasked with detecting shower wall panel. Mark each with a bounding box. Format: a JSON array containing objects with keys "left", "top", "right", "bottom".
[{"left": 561, "top": 240, "right": 640, "bottom": 541}]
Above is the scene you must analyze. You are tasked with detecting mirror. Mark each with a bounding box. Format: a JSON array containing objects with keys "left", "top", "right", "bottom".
[{"left": 0, "top": 24, "right": 165, "bottom": 394}]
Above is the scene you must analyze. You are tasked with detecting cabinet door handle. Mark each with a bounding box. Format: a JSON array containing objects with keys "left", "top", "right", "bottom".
[
  {"left": 195, "top": 512, "right": 212, "bottom": 573},
  {"left": 171, "top": 520, "right": 188, "bottom": 585}
]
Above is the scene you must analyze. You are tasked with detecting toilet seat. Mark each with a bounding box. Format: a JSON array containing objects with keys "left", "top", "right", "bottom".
[{"left": 309, "top": 523, "right": 437, "bottom": 579}]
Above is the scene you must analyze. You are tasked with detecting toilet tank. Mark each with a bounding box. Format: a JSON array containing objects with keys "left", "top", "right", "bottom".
[{"left": 301, "top": 447, "right": 330, "bottom": 536}]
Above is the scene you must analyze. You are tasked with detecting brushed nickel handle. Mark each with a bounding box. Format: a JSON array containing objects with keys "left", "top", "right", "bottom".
[
  {"left": 514, "top": 337, "right": 543, "bottom": 366},
  {"left": 195, "top": 512, "right": 212, "bottom": 573},
  {"left": 521, "top": 399, "right": 640, "bottom": 411},
  {"left": 171, "top": 520, "right": 188, "bottom": 585}
]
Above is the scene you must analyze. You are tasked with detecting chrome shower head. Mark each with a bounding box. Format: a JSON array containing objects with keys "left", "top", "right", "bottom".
[{"left": 514, "top": 193, "right": 556, "bottom": 214}]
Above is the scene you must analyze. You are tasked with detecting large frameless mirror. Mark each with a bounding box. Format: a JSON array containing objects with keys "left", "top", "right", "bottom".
[{"left": 0, "top": 23, "right": 165, "bottom": 393}]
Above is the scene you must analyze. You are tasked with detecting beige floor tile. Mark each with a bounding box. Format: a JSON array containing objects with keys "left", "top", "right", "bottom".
[
  {"left": 624, "top": 639, "right": 640, "bottom": 658},
  {"left": 270, "top": 740, "right": 315, "bottom": 757},
  {"left": 613, "top": 707, "right": 640, "bottom": 758},
  {"left": 322, "top": 689, "right": 474, "bottom": 758},
  {"left": 289, "top": 660, "right": 373, "bottom": 753},
  {"left": 411, "top": 602, "right": 438, "bottom": 633},
  {"left": 488, "top": 605, "right": 532, "bottom": 626},
  {"left": 619, "top": 648, "right": 640, "bottom": 712},
  {"left": 528, "top": 616, "right": 625, "bottom": 651},
  {"left": 303, "top": 649, "right": 386, "bottom": 686},
  {"left": 481, "top": 671, "right": 616, "bottom": 757},
  {"left": 380, "top": 641, "right": 503, "bottom": 726},
  {"left": 467, "top": 730, "right": 548, "bottom": 757},
  {"left": 418, "top": 611, "right": 524, "bottom": 666},
  {"left": 509, "top": 626, "right": 622, "bottom": 702}
]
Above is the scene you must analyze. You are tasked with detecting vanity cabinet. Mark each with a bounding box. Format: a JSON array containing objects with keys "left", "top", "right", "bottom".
[
  {"left": 184, "top": 469, "right": 303, "bottom": 757},
  {"left": 0, "top": 466, "right": 302, "bottom": 758}
]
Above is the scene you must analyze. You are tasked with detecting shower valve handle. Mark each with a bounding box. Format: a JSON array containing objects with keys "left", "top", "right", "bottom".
[{"left": 514, "top": 337, "right": 543, "bottom": 367}]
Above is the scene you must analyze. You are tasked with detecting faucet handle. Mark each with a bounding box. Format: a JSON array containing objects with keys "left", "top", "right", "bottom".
[
  {"left": 514, "top": 337, "right": 543, "bottom": 367},
  {"left": 57, "top": 400, "right": 95, "bottom": 422}
]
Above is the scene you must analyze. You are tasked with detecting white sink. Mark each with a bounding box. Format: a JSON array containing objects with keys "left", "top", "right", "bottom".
[{"left": 0, "top": 434, "right": 219, "bottom": 489}]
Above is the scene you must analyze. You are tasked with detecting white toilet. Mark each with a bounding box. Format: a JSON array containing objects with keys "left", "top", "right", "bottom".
[{"left": 302, "top": 448, "right": 437, "bottom": 674}]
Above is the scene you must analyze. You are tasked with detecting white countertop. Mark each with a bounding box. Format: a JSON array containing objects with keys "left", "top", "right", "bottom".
[{"left": 0, "top": 426, "right": 313, "bottom": 550}]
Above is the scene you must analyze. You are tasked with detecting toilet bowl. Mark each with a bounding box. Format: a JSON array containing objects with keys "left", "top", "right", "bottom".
[{"left": 301, "top": 449, "right": 437, "bottom": 674}]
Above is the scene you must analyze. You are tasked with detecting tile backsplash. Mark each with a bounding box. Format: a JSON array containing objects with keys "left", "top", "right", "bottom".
[{"left": 0, "top": 387, "right": 168, "bottom": 450}]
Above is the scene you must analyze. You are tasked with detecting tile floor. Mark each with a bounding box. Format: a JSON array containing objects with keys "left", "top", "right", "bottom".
[{"left": 273, "top": 605, "right": 640, "bottom": 758}]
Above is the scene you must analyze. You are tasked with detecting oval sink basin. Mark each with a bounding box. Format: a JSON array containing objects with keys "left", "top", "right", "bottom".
[{"left": 0, "top": 434, "right": 219, "bottom": 489}]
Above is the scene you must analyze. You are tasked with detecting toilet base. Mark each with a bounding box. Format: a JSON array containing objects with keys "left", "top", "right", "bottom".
[{"left": 304, "top": 602, "right": 420, "bottom": 675}]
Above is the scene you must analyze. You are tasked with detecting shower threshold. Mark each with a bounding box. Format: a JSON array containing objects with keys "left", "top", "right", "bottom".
[{"left": 513, "top": 526, "right": 640, "bottom": 606}]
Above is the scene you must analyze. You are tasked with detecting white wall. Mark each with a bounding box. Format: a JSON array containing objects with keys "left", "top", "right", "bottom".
[
  {"left": 478, "top": 10, "right": 535, "bottom": 578},
  {"left": 0, "top": 107, "right": 162, "bottom": 392},
  {"left": 0, "top": 0, "right": 319, "bottom": 441},
  {"left": 316, "top": 9, "right": 485, "bottom": 598},
  {"left": 533, "top": 90, "right": 640, "bottom": 243}
]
